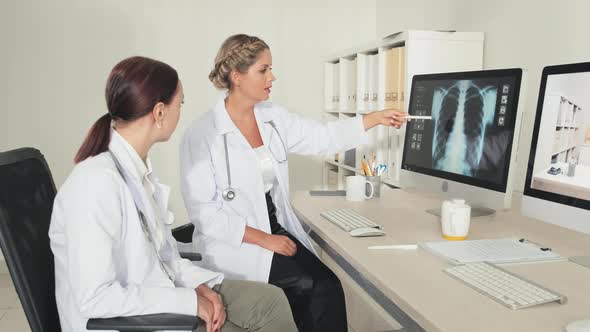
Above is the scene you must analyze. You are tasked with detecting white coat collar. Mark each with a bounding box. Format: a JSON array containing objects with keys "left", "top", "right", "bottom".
[
  {"left": 108, "top": 129, "right": 175, "bottom": 226},
  {"left": 108, "top": 129, "right": 154, "bottom": 184},
  {"left": 213, "top": 91, "right": 237, "bottom": 135},
  {"left": 213, "top": 92, "right": 277, "bottom": 136}
]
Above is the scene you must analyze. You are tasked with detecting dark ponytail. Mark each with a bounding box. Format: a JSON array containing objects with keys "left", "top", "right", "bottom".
[
  {"left": 74, "top": 56, "right": 179, "bottom": 163},
  {"left": 74, "top": 113, "right": 112, "bottom": 163}
]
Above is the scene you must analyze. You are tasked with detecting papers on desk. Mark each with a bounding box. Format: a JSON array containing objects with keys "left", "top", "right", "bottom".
[{"left": 419, "top": 238, "right": 563, "bottom": 265}]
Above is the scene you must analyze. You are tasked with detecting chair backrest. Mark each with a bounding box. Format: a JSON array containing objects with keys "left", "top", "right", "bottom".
[{"left": 0, "top": 148, "right": 61, "bottom": 332}]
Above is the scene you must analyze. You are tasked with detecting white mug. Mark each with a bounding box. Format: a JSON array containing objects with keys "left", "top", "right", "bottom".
[
  {"left": 441, "top": 199, "right": 471, "bottom": 240},
  {"left": 346, "top": 176, "right": 374, "bottom": 202}
]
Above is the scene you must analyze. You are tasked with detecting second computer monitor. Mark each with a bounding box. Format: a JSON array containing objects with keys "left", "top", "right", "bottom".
[
  {"left": 400, "top": 69, "right": 524, "bottom": 214},
  {"left": 522, "top": 62, "right": 590, "bottom": 234}
]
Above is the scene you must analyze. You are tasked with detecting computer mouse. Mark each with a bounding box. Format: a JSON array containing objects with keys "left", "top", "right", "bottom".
[
  {"left": 349, "top": 227, "right": 386, "bottom": 237},
  {"left": 566, "top": 319, "right": 590, "bottom": 332}
]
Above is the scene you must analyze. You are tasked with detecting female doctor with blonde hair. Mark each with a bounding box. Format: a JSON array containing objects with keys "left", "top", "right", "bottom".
[
  {"left": 180, "top": 34, "right": 407, "bottom": 332},
  {"left": 49, "top": 56, "right": 296, "bottom": 332}
]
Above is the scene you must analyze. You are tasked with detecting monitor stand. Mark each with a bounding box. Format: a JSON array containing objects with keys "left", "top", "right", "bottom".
[{"left": 426, "top": 206, "right": 496, "bottom": 218}]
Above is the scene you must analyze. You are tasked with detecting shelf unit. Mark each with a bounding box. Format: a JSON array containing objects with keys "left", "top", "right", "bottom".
[
  {"left": 321, "top": 30, "right": 484, "bottom": 189},
  {"left": 550, "top": 95, "right": 584, "bottom": 163}
]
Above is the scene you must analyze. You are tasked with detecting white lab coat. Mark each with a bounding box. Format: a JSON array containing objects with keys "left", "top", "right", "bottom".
[
  {"left": 49, "top": 130, "right": 223, "bottom": 332},
  {"left": 179, "top": 93, "right": 368, "bottom": 282}
]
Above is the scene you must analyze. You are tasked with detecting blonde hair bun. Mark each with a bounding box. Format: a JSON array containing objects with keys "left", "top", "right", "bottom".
[{"left": 209, "top": 34, "right": 269, "bottom": 89}]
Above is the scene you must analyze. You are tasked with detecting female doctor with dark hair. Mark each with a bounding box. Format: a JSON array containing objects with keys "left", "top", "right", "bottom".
[
  {"left": 49, "top": 56, "right": 297, "bottom": 332},
  {"left": 179, "top": 35, "right": 407, "bottom": 332}
]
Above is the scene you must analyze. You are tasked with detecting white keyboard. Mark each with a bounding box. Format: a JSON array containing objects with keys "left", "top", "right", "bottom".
[
  {"left": 445, "top": 262, "right": 567, "bottom": 310},
  {"left": 320, "top": 208, "right": 382, "bottom": 232}
]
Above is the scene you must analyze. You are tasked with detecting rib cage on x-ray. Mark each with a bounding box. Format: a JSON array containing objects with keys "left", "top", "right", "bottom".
[{"left": 431, "top": 80, "right": 497, "bottom": 176}]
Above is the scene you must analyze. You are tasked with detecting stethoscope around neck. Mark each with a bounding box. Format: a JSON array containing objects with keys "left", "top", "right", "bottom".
[{"left": 222, "top": 120, "right": 287, "bottom": 201}]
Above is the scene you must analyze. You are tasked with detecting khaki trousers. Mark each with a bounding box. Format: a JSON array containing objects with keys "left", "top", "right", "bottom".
[{"left": 196, "top": 280, "right": 297, "bottom": 332}]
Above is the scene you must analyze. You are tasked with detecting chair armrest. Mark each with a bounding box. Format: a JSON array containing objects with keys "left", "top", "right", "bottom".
[
  {"left": 179, "top": 252, "right": 202, "bottom": 261},
  {"left": 87, "top": 313, "right": 200, "bottom": 331},
  {"left": 172, "top": 223, "right": 195, "bottom": 243},
  {"left": 173, "top": 223, "right": 201, "bottom": 261}
]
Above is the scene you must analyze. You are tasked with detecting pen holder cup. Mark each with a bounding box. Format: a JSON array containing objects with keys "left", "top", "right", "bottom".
[{"left": 365, "top": 176, "right": 381, "bottom": 198}]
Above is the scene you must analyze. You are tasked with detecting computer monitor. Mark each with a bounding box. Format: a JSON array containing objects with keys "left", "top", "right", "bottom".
[
  {"left": 522, "top": 62, "right": 590, "bottom": 234},
  {"left": 400, "top": 69, "right": 525, "bottom": 216}
]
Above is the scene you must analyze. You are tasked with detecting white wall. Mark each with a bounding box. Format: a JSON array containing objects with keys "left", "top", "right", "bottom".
[
  {"left": 0, "top": 1, "right": 376, "bottom": 232},
  {"left": 376, "top": 0, "right": 590, "bottom": 193},
  {"left": 275, "top": 3, "right": 377, "bottom": 191}
]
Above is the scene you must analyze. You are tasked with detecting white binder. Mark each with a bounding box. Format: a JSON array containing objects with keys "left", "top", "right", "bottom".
[
  {"left": 339, "top": 59, "right": 352, "bottom": 111},
  {"left": 333, "top": 63, "right": 340, "bottom": 110},
  {"left": 368, "top": 54, "right": 379, "bottom": 111},
  {"left": 349, "top": 58, "right": 357, "bottom": 111},
  {"left": 356, "top": 54, "right": 369, "bottom": 112},
  {"left": 324, "top": 63, "right": 335, "bottom": 110}
]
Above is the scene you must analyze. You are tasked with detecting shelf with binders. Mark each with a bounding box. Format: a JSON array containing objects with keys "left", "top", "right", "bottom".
[
  {"left": 324, "top": 55, "right": 357, "bottom": 112},
  {"left": 556, "top": 96, "right": 583, "bottom": 126},
  {"left": 321, "top": 30, "right": 484, "bottom": 190},
  {"left": 325, "top": 45, "right": 406, "bottom": 184},
  {"left": 548, "top": 94, "right": 584, "bottom": 163}
]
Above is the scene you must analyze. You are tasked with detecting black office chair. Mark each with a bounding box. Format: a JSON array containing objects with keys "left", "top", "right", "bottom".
[
  {"left": 174, "top": 223, "right": 201, "bottom": 261},
  {"left": 0, "top": 148, "right": 199, "bottom": 331}
]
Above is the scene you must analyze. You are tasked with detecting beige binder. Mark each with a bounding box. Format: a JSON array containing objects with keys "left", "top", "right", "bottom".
[
  {"left": 397, "top": 46, "right": 406, "bottom": 111},
  {"left": 384, "top": 47, "right": 400, "bottom": 110}
]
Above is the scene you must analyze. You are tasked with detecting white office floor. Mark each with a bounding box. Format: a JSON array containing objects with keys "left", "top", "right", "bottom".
[{"left": 0, "top": 263, "right": 28, "bottom": 331}]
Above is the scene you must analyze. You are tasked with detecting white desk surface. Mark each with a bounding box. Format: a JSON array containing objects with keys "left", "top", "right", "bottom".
[
  {"left": 533, "top": 164, "right": 590, "bottom": 201},
  {"left": 291, "top": 188, "right": 590, "bottom": 332}
]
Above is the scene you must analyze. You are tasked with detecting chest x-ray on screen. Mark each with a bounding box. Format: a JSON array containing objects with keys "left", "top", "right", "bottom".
[
  {"left": 403, "top": 75, "right": 517, "bottom": 187},
  {"left": 432, "top": 80, "right": 498, "bottom": 176}
]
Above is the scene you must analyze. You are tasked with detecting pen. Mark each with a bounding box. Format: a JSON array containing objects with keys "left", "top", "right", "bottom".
[
  {"left": 375, "top": 164, "right": 387, "bottom": 176},
  {"left": 404, "top": 115, "right": 433, "bottom": 120},
  {"left": 361, "top": 159, "right": 373, "bottom": 176}
]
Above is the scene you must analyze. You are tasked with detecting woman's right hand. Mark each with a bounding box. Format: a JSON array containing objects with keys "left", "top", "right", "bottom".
[
  {"left": 263, "top": 233, "right": 297, "bottom": 256},
  {"left": 243, "top": 226, "right": 297, "bottom": 256}
]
